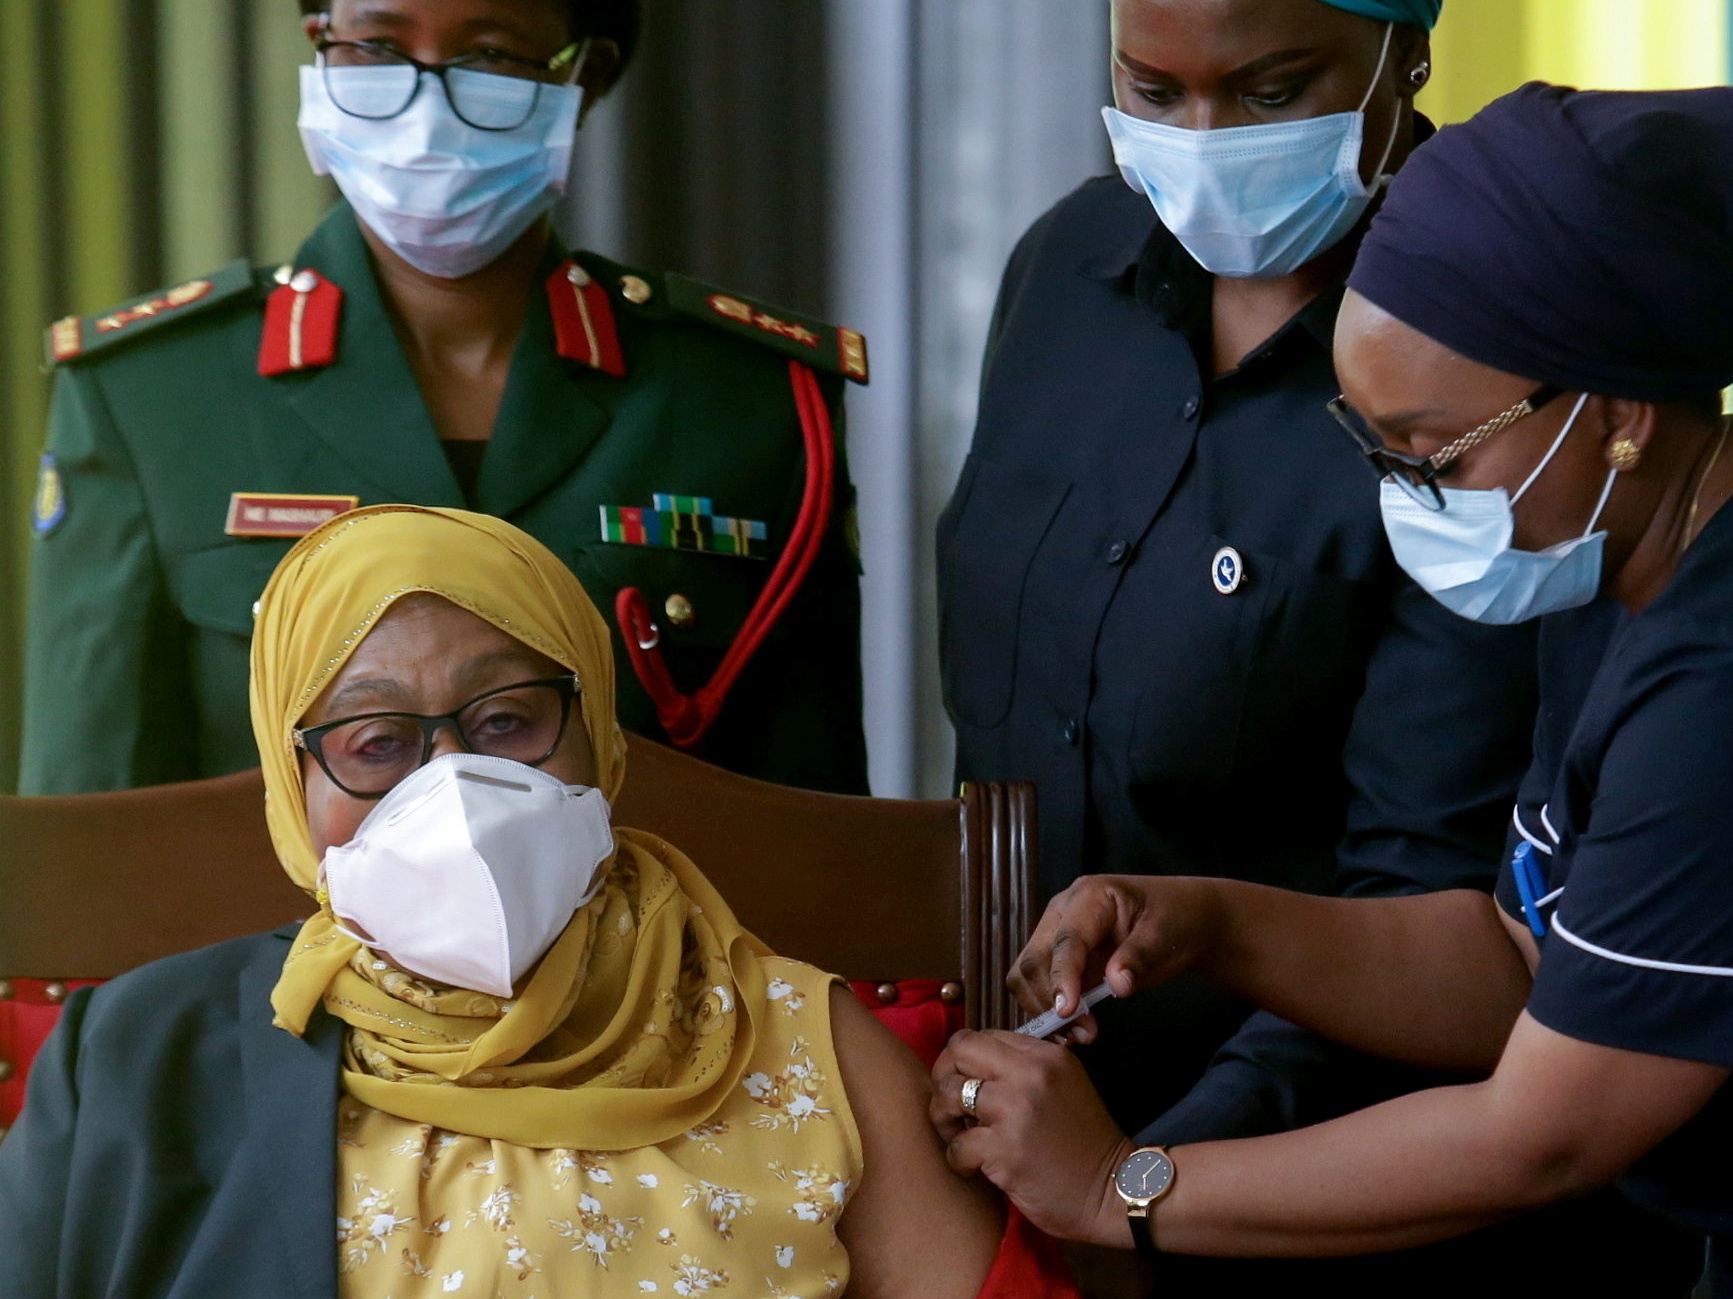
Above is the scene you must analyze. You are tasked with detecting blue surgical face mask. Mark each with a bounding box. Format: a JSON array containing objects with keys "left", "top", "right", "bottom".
[
  {"left": 1102, "top": 23, "right": 1398, "bottom": 278},
  {"left": 1380, "top": 393, "right": 1617, "bottom": 625},
  {"left": 299, "top": 62, "right": 584, "bottom": 279}
]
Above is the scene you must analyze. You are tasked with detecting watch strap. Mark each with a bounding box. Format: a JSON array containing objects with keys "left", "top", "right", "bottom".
[
  {"left": 1130, "top": 1204, "right": 1159, "bottom": 1263},
  {"left": 1117, "top": 1145, "right": 1171, "bottom": 1264}
]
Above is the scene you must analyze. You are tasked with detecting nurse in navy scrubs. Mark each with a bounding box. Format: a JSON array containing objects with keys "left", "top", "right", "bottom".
[{"left": 933, "top": 83, "right": 1733, "bottom": 1293}]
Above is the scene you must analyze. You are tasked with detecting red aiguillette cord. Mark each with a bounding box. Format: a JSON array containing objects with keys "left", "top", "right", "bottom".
[{"left": 616, "top": 360, "right": 836, "bottom": 750}]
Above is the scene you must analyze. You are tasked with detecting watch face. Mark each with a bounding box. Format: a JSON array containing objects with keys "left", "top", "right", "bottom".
[{"left": 1115, "top": 1148, "right": 1175, "bottom": 1203}]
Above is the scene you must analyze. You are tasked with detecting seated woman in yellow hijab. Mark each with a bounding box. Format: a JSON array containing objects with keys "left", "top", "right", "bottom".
[{"left": 0, "top": 505, "right": 1005, "bottom": 1298}]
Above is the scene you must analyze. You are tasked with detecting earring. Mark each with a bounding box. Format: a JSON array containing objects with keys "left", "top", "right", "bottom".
[
  {"left": 1608, "top": 438, "right": 1643, "bottom": 471},
  {"left": 1407, "top": 63, "right": 1432, "bottom": 89}
]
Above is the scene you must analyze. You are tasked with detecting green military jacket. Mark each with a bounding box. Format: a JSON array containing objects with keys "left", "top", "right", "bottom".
[{"left": 22, "top": 205, "right": 868, "bottom": 795}]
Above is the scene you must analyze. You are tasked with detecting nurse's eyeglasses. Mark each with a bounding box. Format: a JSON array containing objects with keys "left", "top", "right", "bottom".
[
  {"left": 293, "top": 675, "right": 581, "bottom": 799},
  {"left": 1328, "top": 385, "right": 1563, "bottom": 511}
]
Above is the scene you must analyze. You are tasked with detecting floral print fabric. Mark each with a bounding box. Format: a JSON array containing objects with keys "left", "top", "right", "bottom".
[{"left": 336, "top": 958, "right": 861, "bottom": 1299}]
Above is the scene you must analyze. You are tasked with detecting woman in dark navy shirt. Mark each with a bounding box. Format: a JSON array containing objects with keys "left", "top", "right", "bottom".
[
  {"left": 930, "top": 84, "right": 1733, "bottom": 1293},
  {"left": 936, "top": 0, "right": 1540, "bottom": 1126}
]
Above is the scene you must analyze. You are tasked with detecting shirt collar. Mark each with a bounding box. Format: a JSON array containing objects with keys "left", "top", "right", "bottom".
[{"left": 1078, "top": 199, "right": 1349, "bottom": 348}]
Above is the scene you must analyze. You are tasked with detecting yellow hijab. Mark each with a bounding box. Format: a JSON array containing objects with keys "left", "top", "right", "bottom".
[{"left": 253, "top": 505, "right": 769, "bottom": 1149}]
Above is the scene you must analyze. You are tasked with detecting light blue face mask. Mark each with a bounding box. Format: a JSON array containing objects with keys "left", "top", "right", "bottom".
[
  {"left": 299, "top": 58, "right": 586, "bottom": 279},
  {"left": 1102, "top": 23, "right": 1398, "bottom": 278},
  {"left": 1380, "top": 394, "right": 1617, "bottom": 625}
]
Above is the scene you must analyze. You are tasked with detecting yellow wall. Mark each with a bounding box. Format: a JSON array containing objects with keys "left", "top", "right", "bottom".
[{"left": 1422, "top": 0, "right": 1727, "bottom": 124}]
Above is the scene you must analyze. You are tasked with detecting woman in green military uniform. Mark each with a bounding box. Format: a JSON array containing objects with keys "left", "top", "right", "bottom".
[{"left": 22, "top": 0, "right": 868, "bottom": 796}]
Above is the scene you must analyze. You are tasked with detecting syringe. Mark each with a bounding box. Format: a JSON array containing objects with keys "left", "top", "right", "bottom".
[{"left": 1014, "top": 981, "right": 1116, "bottom": 1040}]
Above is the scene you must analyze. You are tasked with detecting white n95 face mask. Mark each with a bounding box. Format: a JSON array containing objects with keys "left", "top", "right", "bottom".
[
  {"left": 298, "top": 64, "right": 583, "bottom": 279},
  {"left": 1102, "top": 23, "right": 1398, "bottom": 278},
  {"left": 319, "top": 752, "right": 616, "bottom": 998},
  {"left": 1380, "top": 393, "right": 1614, "bottom": 625}
]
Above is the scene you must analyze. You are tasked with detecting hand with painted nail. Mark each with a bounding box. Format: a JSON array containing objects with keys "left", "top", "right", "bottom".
[{"left": 1007, "top": 875, "right": 1222, "bottom": 1045}]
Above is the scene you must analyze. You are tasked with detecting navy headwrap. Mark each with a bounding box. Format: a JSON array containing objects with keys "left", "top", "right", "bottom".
[
  {"left": 1350, "top": 83, "right": 1733, "bottom": 403},
  {"left": 1319, "top": 0, "right": 1441, "bottom": 29}
]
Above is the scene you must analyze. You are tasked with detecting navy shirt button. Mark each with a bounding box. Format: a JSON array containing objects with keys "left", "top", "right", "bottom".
[
  {"left": 1062, "top": 718, "right": 1081, "bottom": 746},
  {"left": 1181, "top": 396, "right": 1201, "bottom": 420},
  {"left": 1107, "top": 540, "right": 1129, "bottom": 566}
]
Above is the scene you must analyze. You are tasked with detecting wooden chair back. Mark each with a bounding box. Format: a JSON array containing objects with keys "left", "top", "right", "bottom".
[
  {"left": 0, "top": 735, "right": 1037, "bottom": 1029},
  {"left": 0, "top": 768, "right": 304, "bottom": 980},
  {"left": 616, "top": 737, "right": 1037, "bottom": 1032}
]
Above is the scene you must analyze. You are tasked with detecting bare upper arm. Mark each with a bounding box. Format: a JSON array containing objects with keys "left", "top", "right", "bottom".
[
  {"left": 1489, "top": 1012, "right": 1728, "bottom": 1197},
  {"left": 829, "top": 986, "right": 1003, "bottom": 1299}
]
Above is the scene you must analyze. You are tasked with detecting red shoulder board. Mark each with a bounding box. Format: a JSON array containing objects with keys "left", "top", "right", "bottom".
[
  {"left": 257, "top": 270, "right": 343, "bottom": 378},
  {"left": 547, "top": 261, "right": 626, "bottom": 378}
]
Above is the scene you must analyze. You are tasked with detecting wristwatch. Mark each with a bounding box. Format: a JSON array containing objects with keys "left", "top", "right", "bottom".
[{"left": 1113, "top": 1145, "right": 1176, "bottom": 1262}]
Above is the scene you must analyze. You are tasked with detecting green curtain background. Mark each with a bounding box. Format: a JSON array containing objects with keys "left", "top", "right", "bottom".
[{"left": 0, "top": 0, "right": 330, "bottom": 793}]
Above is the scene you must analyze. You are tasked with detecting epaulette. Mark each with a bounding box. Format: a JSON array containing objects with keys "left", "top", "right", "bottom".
[
  {"left": 662, "top": 272, "right": 869, "bottom": 385},
  {"left": 43, "top": 258, "right": 261, "bottom": 368}
]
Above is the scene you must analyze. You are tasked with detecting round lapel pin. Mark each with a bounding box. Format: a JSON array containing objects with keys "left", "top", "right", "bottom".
[{"left": 1212, "top": 546, "right": 1245, "bottom": 595}]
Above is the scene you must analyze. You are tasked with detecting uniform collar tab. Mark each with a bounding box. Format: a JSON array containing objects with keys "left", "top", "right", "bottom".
[{"left": 546, "top": 257, "right": 627, "bottom": 377}]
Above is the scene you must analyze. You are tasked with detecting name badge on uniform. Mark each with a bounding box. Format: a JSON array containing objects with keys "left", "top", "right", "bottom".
[
  {"left": 1212, "top": 546, "right": 1245, "bottom": 595},
  {"left": 225, "top": 493, "right": 359, "bottom": 539}
]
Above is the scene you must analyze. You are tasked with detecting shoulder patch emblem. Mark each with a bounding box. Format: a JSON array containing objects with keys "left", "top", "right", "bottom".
[
  {"left": 663, "top": 273, "right": 870, "bottom": 385},
  {"left": 33, "top": 454, "right": 66, "bottom": 536},
  {"left": 43, "top": 258, "right": 258, "bottom": 368}
]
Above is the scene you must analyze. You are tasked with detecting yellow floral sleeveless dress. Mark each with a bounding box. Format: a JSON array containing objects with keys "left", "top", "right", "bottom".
[{"left": 334, "top": 957, "right": 861, "bottom": 1298}]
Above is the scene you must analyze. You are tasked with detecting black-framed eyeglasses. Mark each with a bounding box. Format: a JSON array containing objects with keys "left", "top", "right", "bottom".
[
  {"left": 1328, "top": 384, "right": 1564, "bottom": 511},
  {"left": 294, "top": 675, "right": 580, "bottom": 799},
  {"left": 314, "top": 15, "right": 584, "bottom": 132}
]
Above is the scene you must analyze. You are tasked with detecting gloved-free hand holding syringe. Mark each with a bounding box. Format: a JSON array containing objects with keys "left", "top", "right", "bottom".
[{"left": 1015, "top": 981, "right": 1116, "bottom": 1040}]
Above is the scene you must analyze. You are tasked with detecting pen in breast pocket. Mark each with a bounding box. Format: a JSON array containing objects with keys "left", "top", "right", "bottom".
[{"left": 1015, "top": 981, "right": 1116, "bottom": 1040}]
